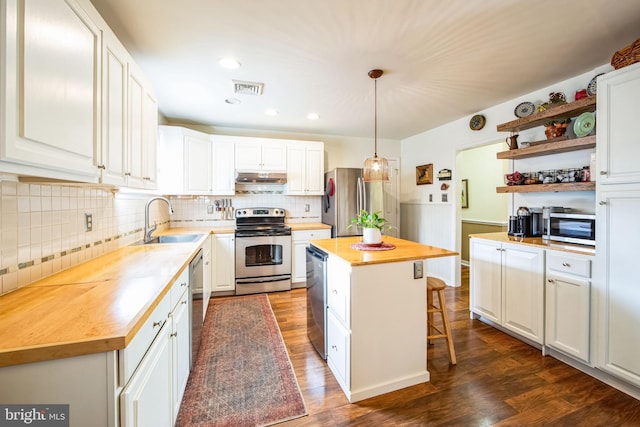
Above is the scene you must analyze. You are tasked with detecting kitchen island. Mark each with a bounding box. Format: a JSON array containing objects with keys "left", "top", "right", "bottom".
[{"left": 309, "top": 235, "right": 457, "bottom": 402}]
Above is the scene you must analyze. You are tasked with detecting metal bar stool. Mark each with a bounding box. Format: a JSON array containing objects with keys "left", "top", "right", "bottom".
[{"left": 427, "top": 276, "right": 457, "bottom": 365}]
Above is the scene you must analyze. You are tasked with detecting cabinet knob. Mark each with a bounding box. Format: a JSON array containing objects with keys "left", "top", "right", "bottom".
[
  {"left": 331, "top": 345, "right": 338, "bottom": 351},
  {"left": 170, "top": 332, "right": 177, "bottom": 337},
  {"left": 124, "top": 172, "right": 131, "bottom": 176},
  {"left": 599, "top": 201, "right": 607, "bottom": 205},
  {"left": 181, "top": 282, "right": 187, "bottom": 287},
  {"left": 331, "top": 289, "right": 338, "bottom": 294},
  {"left": 600, "top": 171, "right": 607, "bottom": 175},
  {"left": 182, "top": 300, "right": 187, "bottom": 305},
  {"left": 153, "top": 320, "right": 163, "bottom": 328},
  {"left": 548, "top": 279, "right": 554, "bottom": 283},
  {"left": 97, "top": 164, "right": 106, "bottom": 170}
]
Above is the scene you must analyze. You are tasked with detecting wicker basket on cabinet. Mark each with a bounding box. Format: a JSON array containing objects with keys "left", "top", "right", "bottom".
[{"left": 611, "top": 38, "right": 640, "bottom": 69}]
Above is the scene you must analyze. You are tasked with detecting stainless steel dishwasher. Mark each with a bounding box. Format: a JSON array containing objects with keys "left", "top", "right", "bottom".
[
  {"left": 189, "top": 249, "right": 204, "bottom": 369},
  {"left": 306, "top": 245, "right": 328, "bottom": 360}
]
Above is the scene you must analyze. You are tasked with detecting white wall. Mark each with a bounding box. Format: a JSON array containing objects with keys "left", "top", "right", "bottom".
[
  {"left": 401, "top": 63, "right": 612, "bottom": 286},
  {"left": 457, "top": 142, "right": 509, "bottom": 223}
]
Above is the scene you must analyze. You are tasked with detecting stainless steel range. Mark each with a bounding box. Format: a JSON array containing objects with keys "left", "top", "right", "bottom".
[{"left": 235, "top": 207, "right": 292, "bottom": 295}]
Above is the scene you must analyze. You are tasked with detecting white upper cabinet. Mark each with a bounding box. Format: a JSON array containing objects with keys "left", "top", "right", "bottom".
[
  {"left": 235, "top": 138, "right": 287, "bottom": 172},
  {"left": 596, "top": 62, "right": 640, "bottom": 185},
  {"left": 287, "top": 141, "right": 324, "bottom": 195},
  {"left": 0, "top": 0, "right": 158, "bottom": 186},
  {"left": 157, "top": 126, "right": 236, "bottom": 195},
  {"left": 1, "top": 0, "right": 101, "bottom": 182},
  {"left": 100, "top": 32, "right": 128, "bottom": 186},
  {"left": 210, "top": 135, "right": 236, "bottom": 195},
  {"left": 126, "top": 62, "right": 157, "bottom": 190}
]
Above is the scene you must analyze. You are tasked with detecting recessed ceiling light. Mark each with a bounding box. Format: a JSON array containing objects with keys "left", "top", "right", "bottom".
[
  {"left": 265, "top": 108, "right": 279, "bottom": 116},
  {"left": 225, "top": 98, "right": 241, "bottom": 104},
  {"left": 307, "top": 113, "right": 320, "bottom": 120},
  {"left": 219, "top": 57, "right": 241, "bottom": 69}
]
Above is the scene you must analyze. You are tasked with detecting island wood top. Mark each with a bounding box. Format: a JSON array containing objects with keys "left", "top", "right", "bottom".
[{"left": 310, "top": 236, "right": 458, "bottom": 266}]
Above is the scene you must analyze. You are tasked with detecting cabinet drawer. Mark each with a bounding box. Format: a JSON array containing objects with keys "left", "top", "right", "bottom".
[
  {"left": 169, "top": 268, "right": 189, "bottom": 309},
  {"left": 327, "top": 258, "right": 350, "bottom": 327},
  {"left": 119, "top": 293, "right": 171, "bottom": 386},
  {"left": 293, "top": 229, "right": 331, "bottom": 242},
  {"left": 327, "top": 311, "right": 350, "bottom": 388},
  {"left": 547, "top": 253, "right": 591, "bottom": 278}
]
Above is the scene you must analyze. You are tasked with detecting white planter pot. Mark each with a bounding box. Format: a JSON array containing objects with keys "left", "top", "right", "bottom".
[{"left": 362, "top": 227, "right": 382, "bottom": 244}]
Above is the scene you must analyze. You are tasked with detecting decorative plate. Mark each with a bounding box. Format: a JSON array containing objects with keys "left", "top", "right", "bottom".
[
  {"left": 469, "top": 114, "right": 486, "bottom": 131},
  {"left": 587, "top": 73, "right": 605, "bottom": 96},
  {"left": 514, "top": 101, "right": 535, "bottom": 118},
  {"left": 574, "top": 112, "right": 596, "bottom": 137}
]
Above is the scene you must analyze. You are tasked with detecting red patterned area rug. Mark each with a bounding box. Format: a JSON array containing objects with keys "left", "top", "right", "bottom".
[{"left": 176, "top": 294, "right": 307, "bottom": 427}]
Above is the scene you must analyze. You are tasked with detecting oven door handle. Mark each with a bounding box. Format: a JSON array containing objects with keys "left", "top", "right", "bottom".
[{"left": 236, "top": 275, "right": 291, "bottom": 284}]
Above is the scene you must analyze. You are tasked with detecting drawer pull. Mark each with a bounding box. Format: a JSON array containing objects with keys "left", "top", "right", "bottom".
[{"left": 562, "top": 262, "right": 571, "bottom": 267}]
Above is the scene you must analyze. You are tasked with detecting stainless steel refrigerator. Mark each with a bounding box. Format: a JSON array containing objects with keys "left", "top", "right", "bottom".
[{"left": 321, "top": 167, "right": 385, "bottom": 237}]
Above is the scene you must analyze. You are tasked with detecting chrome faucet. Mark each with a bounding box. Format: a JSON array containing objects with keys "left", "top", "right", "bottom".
[{"left": 144, "top": 196, "right": 174, "bottom": 243}]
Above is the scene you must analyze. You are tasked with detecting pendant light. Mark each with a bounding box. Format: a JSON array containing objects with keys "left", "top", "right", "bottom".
[{"left": 363, "top": 69, "right": 389, "bottom": 182}]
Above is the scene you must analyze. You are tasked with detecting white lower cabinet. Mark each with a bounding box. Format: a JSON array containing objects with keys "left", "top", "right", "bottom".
[
  {"left": 545, "top": 251, "right": 591, "bottom": 363},
  {"left": 292, "top": 228, "right": 331, "bottom": 284},
  {"left": 324, "top": 254, "right": 428, "bottom": 403},
  {"left": 595, "top": 188, "right": 640, "bottom": 387},
  {"left": 120, "top": 323, "right": 173, "bottom": 427},
  {"left": 212, "top": 233, "right": 235, "bottom": 293},
  {"left": 203, "top": 236, "right": 212, "bottom": 316},
  {"left": 170, "top": 284, "right": 191, "bottom": 423},
  {"left": 470, "top": 237, "right": 544, "bottom": 344}
]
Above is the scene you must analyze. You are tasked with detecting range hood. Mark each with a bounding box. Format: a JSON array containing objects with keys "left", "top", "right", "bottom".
[{"left": 235, "top": 171, "right": 287, "bottom": 184}]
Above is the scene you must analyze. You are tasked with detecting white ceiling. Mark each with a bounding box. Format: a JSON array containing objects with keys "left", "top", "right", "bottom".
[{"left": 90, "top": 0, "right": 640, "bottom": 140}]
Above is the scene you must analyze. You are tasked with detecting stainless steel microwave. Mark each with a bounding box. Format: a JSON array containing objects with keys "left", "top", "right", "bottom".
[{"left": 546, "top": 213, "right": 596, "bottom": 246}]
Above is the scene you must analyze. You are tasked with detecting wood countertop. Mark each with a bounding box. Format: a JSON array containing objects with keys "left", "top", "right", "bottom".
[
  {"left": 310, "top": 236, "right": 458, "bottom": 266},
  {"left": 469, "top": 232, "right": 595, "bottom": 256},
  {"left": 0, "top": 222, "right": 332, "bottom": 367},
  {"left": 0, "top": 233, "right": 209, "bottom": 367}
]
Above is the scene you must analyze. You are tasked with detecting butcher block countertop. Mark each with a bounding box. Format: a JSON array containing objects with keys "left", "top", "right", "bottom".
[
  {"left": 310, "top": 235, "right": 458, "bottom": 266},
  {"left": 469, "top": 232, "right": 595, "bottom": 256},
  {"left": 0, "top": 222, "right": 333, "bottom": 368},
  {"left": 0, "top": 231, "right": 213, "bottom": 368}
]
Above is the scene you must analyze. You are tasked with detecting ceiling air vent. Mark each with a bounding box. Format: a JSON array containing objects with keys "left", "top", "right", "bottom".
[{"left": 233, "top": 80, "right": 264, "bottom": 96}]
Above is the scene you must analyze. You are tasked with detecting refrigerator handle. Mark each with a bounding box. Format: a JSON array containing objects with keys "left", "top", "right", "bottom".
[
  {"left": 362, "top": 179, "right": 367, "bottom": 213},
  {"left": 356, "top": 177, "right": 362, "bottom": 214}
]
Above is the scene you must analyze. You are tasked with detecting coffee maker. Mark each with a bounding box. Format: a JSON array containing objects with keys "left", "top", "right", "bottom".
[{"left": 508, "top": 207, "right": 543, "bottom": 237}]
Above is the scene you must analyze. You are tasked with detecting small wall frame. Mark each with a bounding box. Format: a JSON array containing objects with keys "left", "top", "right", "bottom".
[
  {"left": 461, "top": 179, "right": 469, "bottom": 208},
  {"left": 416, "top": 163, "right": 433, "bottom": 185}
]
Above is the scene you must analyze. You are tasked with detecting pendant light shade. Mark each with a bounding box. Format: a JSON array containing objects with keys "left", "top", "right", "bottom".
[{"left": 363, "top": 69, "right": 389, "bottom": 182}]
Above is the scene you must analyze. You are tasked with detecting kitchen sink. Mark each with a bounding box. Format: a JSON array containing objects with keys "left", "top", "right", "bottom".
[{"left": 131, "top": 234, "right": 204, "bottom": 246}]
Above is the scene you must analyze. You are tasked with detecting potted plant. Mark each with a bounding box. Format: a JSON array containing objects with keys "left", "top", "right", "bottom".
[{"left": 347, "top": 210, "right": 389, "bottom": 244}]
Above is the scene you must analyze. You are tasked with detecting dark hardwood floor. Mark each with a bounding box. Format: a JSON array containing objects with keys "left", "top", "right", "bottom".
[{"left": 267, "top": 267, "right": 640, "bottom": 426}]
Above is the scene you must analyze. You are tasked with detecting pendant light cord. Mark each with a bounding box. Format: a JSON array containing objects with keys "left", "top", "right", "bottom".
[{"left": 374, "top": 78, "right": 378, "bottom": 157}]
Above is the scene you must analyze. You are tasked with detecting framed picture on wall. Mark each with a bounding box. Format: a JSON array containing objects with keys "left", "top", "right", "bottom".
[
  {"left": 461, "top": 179, "right": 469, "bottom": 208},
  {"left": 416, "top": 164, "right": 433, "bottom": 185}
]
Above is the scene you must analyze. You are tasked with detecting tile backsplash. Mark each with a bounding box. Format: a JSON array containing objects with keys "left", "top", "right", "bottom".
[
  {"left": 0, "top": 181, "right": 170, "bottom": 295},
  {"left": 0, "top": 180, "right": 322, "bottom": 295}
]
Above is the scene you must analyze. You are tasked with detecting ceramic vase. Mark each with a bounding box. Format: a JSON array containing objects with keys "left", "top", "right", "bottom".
[{"left": 362, "top": 227, "right": 382, "bottom": 244}]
